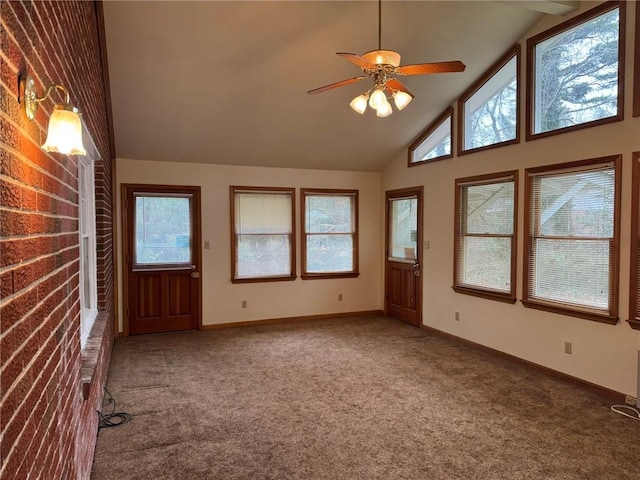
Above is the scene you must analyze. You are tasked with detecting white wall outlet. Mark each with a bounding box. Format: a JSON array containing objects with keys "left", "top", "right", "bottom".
[
  {"left": 624, "top": 395, "right": 637, "bottom": 406},
  {"left": 424, "top": 240, "right": 430, "bottom": 249},
  {"left": 204, "top": 240, "right": 211, "bottom": 249}
]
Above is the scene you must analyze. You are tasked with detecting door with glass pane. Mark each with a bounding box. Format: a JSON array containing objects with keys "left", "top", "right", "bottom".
[
  {"left": 385, "top": 187, "right": 423, "bottom": 326},
  {"left": 122, "top": 185, "right": 201, "bottom": 335}
]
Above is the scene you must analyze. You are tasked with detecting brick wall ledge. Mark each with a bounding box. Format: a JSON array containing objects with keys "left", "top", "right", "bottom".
[{"left": 81, "top": 311, "right": 110, "bottom": 401}]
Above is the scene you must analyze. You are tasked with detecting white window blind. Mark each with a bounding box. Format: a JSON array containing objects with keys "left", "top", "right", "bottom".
[
  {"left": 232, "top": 189, "right": 294, "bottom": 280},
  {"left": 527, "top": 162, "right": 616, "bottom": 314},
  {"left": 455, "top": 173, "right": 516, "bottom": 299}
]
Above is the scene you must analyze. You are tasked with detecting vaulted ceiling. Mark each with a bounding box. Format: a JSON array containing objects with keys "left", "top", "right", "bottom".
[{"left": 103, "top": 1, "right": 575, "bottom": 172}]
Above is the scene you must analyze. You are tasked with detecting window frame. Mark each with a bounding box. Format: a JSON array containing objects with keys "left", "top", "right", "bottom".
[
  {"left": 628, "top": 152, "right": 640, "bottom": 330},
  {"left": 408, "top": 107, "right": 454, "bottom": 166},
  {"left": 634, "top": 2, "right": 640, "bottom": 118},
  {"left": 457, "top": 44, "right": 521, "bottom": 156},
  {"left": 301, "top": 188, "right": 359, "bottom": 280},
  {"left": 526, "top": 1, "right": 626, "bottom": 140},
  {"left": 78, "top": 156, "right": 98, "bottom": 348},
  {"left": 522, "top": 155, "right": 621, "bottom": 324},
  {"left": 230, "top": 186, "right": 296, "bottom": 284},
  {"left": 453, "top": 170, "right": 518, "bottom": 303}
]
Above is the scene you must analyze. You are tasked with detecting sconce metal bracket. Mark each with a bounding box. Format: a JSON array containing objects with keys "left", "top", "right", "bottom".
[{"left": 20, "top": 76, "right": 39, "bottom": 120}]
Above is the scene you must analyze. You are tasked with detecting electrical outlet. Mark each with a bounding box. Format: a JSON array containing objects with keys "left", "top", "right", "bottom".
[
  {"left": 204, "top": 241, "right": 210, "bottom": 249},
  {"left": 625, "top": 395, "right": 637, "bottom": 406},
  {"left": 241, "top": 300, "right": 247, "bottom": 308},
  {"left": 564, "top": 341, "right": 572, "bottom": 354},
  {"left": 338, "top": 293, "right": 343, "bottom": 301},
  {"left": 455, "top": 312, "right": 460, "bottom": 321}
]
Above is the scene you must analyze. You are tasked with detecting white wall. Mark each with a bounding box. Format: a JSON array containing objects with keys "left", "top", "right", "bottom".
[
  {"left": 116, "top": 160, "right": 382, "bottom": 330},
  {"left": 382, "top": 1, "right": 640, "bottom": 396}
]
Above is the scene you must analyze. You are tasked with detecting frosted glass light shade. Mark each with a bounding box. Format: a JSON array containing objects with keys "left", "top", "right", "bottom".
[
  {"left": 393, "top": 91, "right": 413, "bottom": 110},
  {"left": 369, "top": 89, "right": 386, "bottom": 109},
  {"left": 349, "top": 94, "right": 368, "bottom": 114},
  {"left": 42, "top": 105, "right": 86, "bottom": 155},
  {"left": 362, "top": 50, "right": 402, "bottom": 67},
  {"left": 376, "top": 100, "right": 393, "bottom": 117}
]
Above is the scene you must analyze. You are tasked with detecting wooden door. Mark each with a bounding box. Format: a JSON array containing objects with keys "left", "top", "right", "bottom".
[
  {"left": 385, "top": 187, "right": 423, "bottom": 326},
  {"left": 122, "top": 184, "right": 202, "bottom": 335}
]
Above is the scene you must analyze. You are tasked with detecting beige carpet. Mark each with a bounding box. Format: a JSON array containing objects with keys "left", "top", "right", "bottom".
[{"left": 91, "top": 316, "right": 639, "bottom": 479}]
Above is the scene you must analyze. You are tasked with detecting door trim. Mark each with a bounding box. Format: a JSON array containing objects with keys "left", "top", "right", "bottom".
[
  {"left": 384, "top": 186, "right": 423, "bottom": 327},
  {"left": 121, "top": 184, "right": 202, "bottom": 336}
]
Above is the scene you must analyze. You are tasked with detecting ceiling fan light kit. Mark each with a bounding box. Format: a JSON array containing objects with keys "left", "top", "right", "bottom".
[{"left": 307, "top": 0, "right": 466, "bottom": 117}]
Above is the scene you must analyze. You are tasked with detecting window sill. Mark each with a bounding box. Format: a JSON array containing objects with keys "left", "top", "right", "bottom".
[
  {"left": 521, "top": 299, "right": 618, "bottom": 325},
  {"left": 452, "top": 286, "right": 516, "bottom": 304},
  {"left": 231, "top": 275, "right": 297, "bottom": 284},
  {"left": 81, "top": 311, "right": 110, "bottom": 401},
  {"left": 627, "top": 319, "right": 640, "bottom": 331},
  {"left": 302, "top": 272, "right": 360, "bottom": 280}
]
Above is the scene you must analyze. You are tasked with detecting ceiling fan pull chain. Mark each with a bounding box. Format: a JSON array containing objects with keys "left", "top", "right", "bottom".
[{"left": 378, "top": 0, "right": 382, "bottom": 51}]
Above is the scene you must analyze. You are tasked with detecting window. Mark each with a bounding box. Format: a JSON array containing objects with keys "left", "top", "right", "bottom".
[
  {"left": 78, "top": 156, "right": 97, "bottom": 347},
  {"left": 301, "top": 189, "right": 358, "bottom": 279},
  {"left": 628, "top": 152, "right": 640, "bottom": 330},
  {"left": 454, "top": 171, "right": 517, "bottom": 303},
  {"left": 523, "top": 156, "right": 621, "bottom": 323},
  {"left": 458, "top": 45, "right": 520, "bottom": 155},
  {"left": 408, "top": 107, "right": 453, "bottom": 166},
  {"left": 230, "top": 187, "right": 295, "bottom": 282},
  {"left": 527, "top": 2, "right": 624, "bottom": 138},
  {"left": 134, "top": 194, "right": 192, "bottom": 267}
]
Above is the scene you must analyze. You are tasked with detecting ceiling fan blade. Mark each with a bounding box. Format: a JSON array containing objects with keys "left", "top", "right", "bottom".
[
  {"left": 336, "top": 52, "right": 377, "bottom": 70},
  {"left": 397, "top": 60, "right": 466, "bottom": 76},
  {"left": 307, "top": 76, "right": 366, "bottom": 95},
  {"left": 386, "top": 79, "right": 414, "bottom": 96}
]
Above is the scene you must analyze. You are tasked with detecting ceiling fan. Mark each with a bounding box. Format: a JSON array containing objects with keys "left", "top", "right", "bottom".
[{"left": 307, "top": 0, "right": 466, "bottom": 117}]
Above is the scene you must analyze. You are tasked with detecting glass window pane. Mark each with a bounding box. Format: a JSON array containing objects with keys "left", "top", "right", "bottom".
[
  {"left": 135, "top": 195, "right": 192, "bottom": 266},
  {"left": 306, "top": 235, "right": 353, "bottom": 273},
  {"left": 237, "top": 234, "right": 291, "bottom": 278},
  {"left": 533, "top": 238, "right": 610, "bottom": 309},
  {"left": 411, "top": 114, "right": 451, "bottom": 162},
  {"left": 464, "top": 55, "right": 517, "bottom": 150},
  {"left": 306, "top": 196, "right": 353, "bottom": 234},
  {"left": 534, "top": 7, "right": 619, "bottom": 134},
  {"left": 389, "top": 198, "right": 417, "bottom": 260},
  {"left": 462, "top": 236, "right": 511, "bottom": 292},
  {"left": 466, "top": 182, "right": 514, "bottom": 234},
  {"left": 537, "top": 170, "right": 614, "bottom": 237}
]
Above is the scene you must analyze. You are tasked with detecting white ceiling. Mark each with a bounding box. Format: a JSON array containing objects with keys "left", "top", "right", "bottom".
[{"left": 103, "top": 1, "right": 555, "bottom": 172}]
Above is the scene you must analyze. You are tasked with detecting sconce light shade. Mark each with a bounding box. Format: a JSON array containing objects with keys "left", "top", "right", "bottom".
[
  {"left": 41, "top": 105, "right": 86, "bottom": 155},
  {"left": 20, "top": 75, "right": 86, "bottom": 156}
]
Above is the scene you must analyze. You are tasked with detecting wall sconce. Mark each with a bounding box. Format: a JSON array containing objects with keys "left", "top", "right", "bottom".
[{"left": 20, "top": 76, "right": 86, "bottom": 156}]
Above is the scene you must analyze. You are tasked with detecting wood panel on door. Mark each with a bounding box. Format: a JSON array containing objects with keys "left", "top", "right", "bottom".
[
  {"left": 122, "top": 184, "right": 202, "bottom": 335},
  {"left": 385, "top": 187, "right": 423, "bottom": 326}
]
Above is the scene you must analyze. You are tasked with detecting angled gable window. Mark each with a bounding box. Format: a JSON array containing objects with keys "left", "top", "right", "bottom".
[
  {"left": 527, "top": 2, "right": 624, "bottom": 138},
  {"left": 230, "top": 186, "right": 296, "bottom": 283},
  {"left": 454, "top": 171, "right": 518, "bottom": 303},
  {"left": 408, "top": 107, "right": 453, "bottom": 166},
  {"left": 458, "top": 45, "right": 520, "bottom": 155}
]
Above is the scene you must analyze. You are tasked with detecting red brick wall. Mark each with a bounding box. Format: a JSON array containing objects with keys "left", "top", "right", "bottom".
[{"left": 1, "top": 1, "right": 114, "bottom": 479}]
